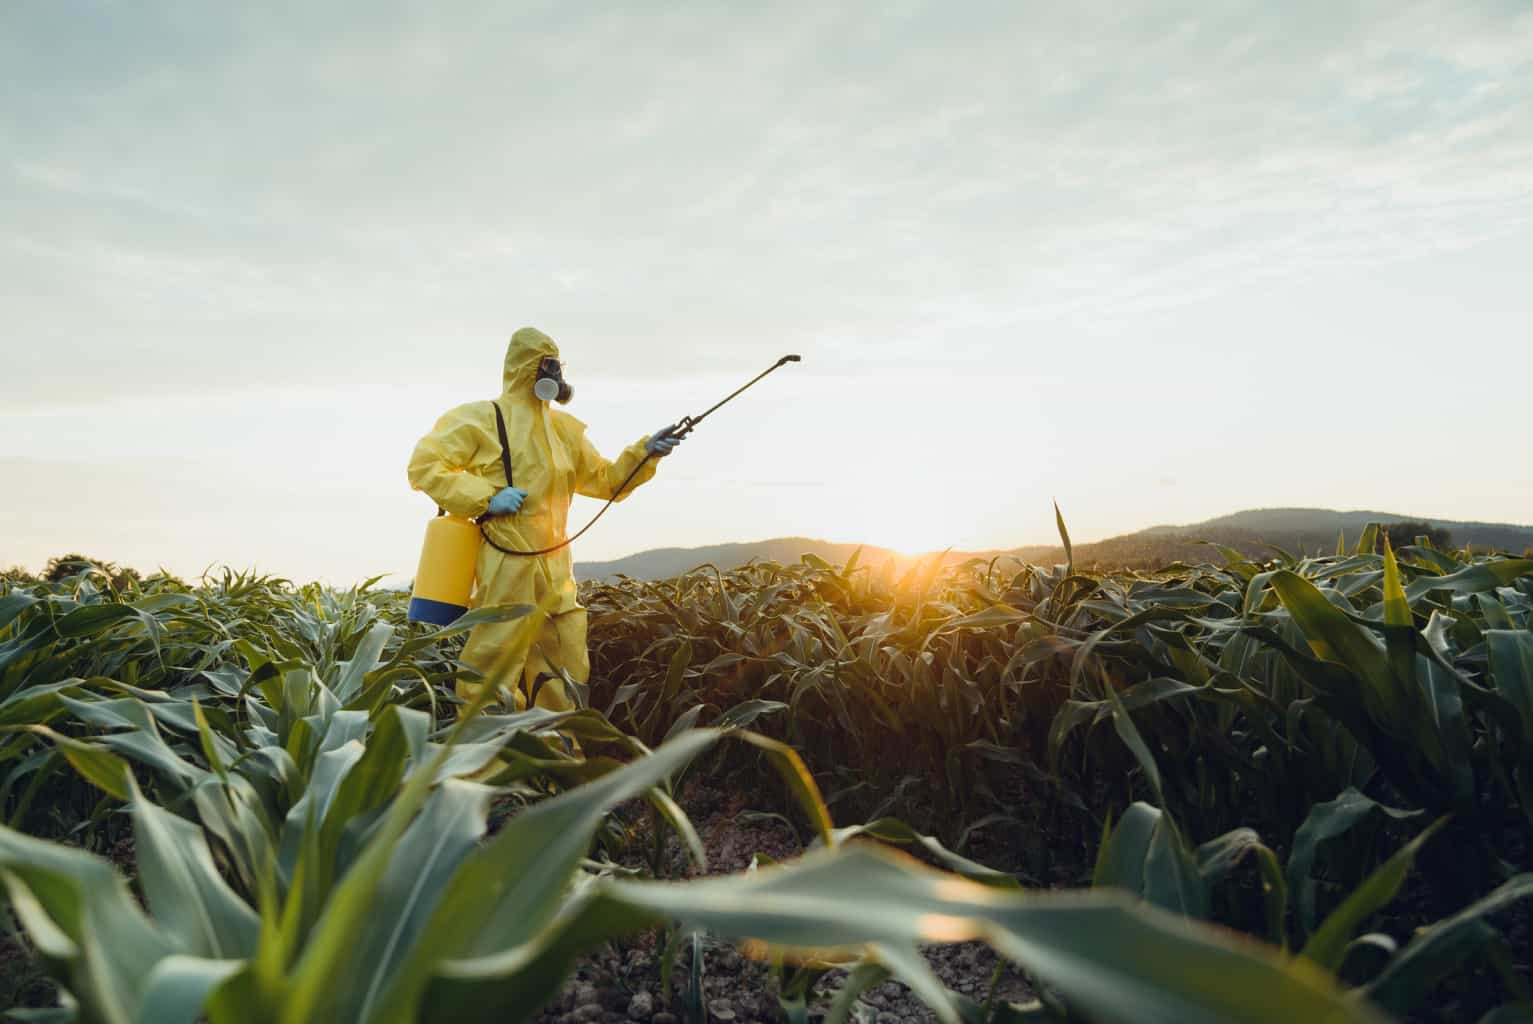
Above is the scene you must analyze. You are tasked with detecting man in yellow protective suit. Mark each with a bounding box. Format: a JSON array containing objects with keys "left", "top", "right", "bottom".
[{"left": 407, "top": 327, "right": 680, "bottom": 711}]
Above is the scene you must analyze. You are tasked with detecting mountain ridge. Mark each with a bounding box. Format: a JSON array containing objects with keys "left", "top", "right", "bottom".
[{"left": 574, "top": 507, "right": 1533, "bottom": 581}]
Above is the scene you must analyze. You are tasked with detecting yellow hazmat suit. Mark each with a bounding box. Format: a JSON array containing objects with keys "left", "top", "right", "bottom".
[{"left": 407, "top": 328, "right": 659, "bottom": 710}]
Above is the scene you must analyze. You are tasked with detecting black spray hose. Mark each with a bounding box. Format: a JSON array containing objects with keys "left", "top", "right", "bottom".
[{"left": 479, "top": 354, "right": 801, "bottom": 558}]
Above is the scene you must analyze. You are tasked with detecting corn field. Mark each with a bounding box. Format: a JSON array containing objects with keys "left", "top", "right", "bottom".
[{"left": 1, "top": 521, "right": 1531, "bottom": 1022}]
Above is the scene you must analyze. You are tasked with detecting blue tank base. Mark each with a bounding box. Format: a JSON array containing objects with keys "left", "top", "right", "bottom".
[{"left": 408, "top": 596, "right": 468, "bottom": 626}]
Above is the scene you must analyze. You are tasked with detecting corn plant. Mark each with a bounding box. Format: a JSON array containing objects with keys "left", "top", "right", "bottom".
[
  {"left": 4, "top": 526, "right": 1530, "bottom": 1022},
  {"left": 0, "top": 720, "right": 1386, "bottom": 1024},
  {"left": 0, "top": 572, "right": 1378, "bottom": 1024},
  {"left": 1085, "top": 681, "right": 1533, "bottom": 1019},
  {"left": 582, "top": 526, "right": 1533, "bottom": 841},
  {"left": 0, "top": 569, "right": 485, "bottom": 840},
  {"left": 577, "top": 529, "right": 1533, "bottom": 1019}
]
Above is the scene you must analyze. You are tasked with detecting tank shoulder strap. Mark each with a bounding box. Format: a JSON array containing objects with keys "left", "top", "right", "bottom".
[{"left": 490, "top": 401, "right": 514, "bottom": 487}]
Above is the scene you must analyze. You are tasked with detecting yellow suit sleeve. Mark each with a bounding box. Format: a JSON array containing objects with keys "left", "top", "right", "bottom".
[
  {"left": 407, "top": 404, "right": 499, "bottom": 518},
  {"left": 573, "top": 431, "right": 658, "bottom": 502}
]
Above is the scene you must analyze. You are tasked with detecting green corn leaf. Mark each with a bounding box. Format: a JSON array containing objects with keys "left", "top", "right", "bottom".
[
  {"left": 129, "top": 777, "right": 260, "bottom": 960},
  {"left": 1054, "top": 500, "right": 1073, "bottom": 577},
  {"left": 1192, "top": 828, "right": 1262, "bottom": 888},
  {"left": 865, "top": 942, "right": 958, "bottom": 1020},
  {"left": 276, "top": 742, "right": 365, "bottom": 887},
  {"left": 1477, "top": 593, "right": 1516, "bottom": 630},
  {"left": 0, "top": 823, "right": 179, "bottom": 1024},
  {"left": 1380, "top": 540, "right": 1415, "bottom": 684},
  {"left": 1417, "top": 657, "right": 1475, "bottom": 806},
  {"left": 829, "top": 817, "right": 1021, "bottom": 889},
  {"left": 939, "top": 605, "right": 1031, "bottom": 631},
  {"left": 332, "top": 622, "right": 392, "bottom": 702},
  {"left": 716, "top": 698, "right": 788, "bottom": 729},
  {"left": 426, "top": 845, "right": 1381, "bottom": 1024},
  {"left": 646, "top": 783, "right": 708, "bottom": 872},
  {"left": 1142, "top": 815, "right": 1209, "bottom": 920},
  {"left": 1268, "top": 570, "right": 1403, "bottom": 730},
  {"left": 23, "top": 724, "right": 133, "bottom": 801},
  {"left": 316, "top": 705, "right": 414, "bottom": 878},
  {"left": 1405, "top": 559, "right": 1533, "bottom": 602},
  {"left": 1095, "top": 802, "right": 1157, "bottom": 891},
  {"left": 1300, "top": 817, "right": 1447, "bottom": 970},
  {"left": 0, "top": 591, "right": 39, "bottom": 631},
  {"left": 1255, "top": 844, "right": 1288, "bottom": 950},
  {"left": 733, "top": 729, "right": 834, "bottom": 845},
  {"left": 52, "top": 603, "right": 137, "bottom": 639},
  {"left": 825, "top": 961, "right": 896, "bottom": 1024},
  {"left": 1367, "top": 874, "right": 1533, "bottom": 1015},
  {"left": 341, "top": 780, "right": 496, "bottom": 1023},
  {"left": 1399, "top": 545, "right": 1461, "bottom": 575},
  {"left": 1045, "top": 701, "right": 1101, "bottom": 774},
  {"left": 133, "top": 955, "right": 246, "bottom": 1024},
  {"left": 0, "top": 679, "right": 88, "bottom": 728},
  {"left": 373, "top": 729, "right": 727, "bottom": 1022},
  {"left": 190, "top": 775, "right": 275, "bottom": 895},
  {"left": 1487, "top": 629, "right": 1533, "bottom": 741},
  {"left": 192, "top": 700, "right": 229, "bottom": 782},
  {"left": 1094, "top": 803, "right": 1208, "bottom": 919},
  {"left": 1287, "top": 788, "right": 1423, "bottom": 937},
  {"left": 1102, "top": 674, "right": 1165, "bottom": 808},
  {"left": 275, "top": 716, "right": 460, "bottom": 1024}
]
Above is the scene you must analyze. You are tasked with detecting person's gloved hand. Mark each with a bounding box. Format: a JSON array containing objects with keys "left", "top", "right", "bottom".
[
  {"left": 646, "top": 426, "right": 683, "bottom": 457},
  {"left": 487, "top": 486, "right": 528, "bottom": 516}
]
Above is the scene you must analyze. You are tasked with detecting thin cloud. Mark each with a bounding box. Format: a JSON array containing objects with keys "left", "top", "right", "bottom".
[{"left": 5, "top": 3, "right": 1531, "bottom": 401}]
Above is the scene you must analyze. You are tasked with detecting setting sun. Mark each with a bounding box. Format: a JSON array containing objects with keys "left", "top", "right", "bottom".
[{"left": 846, "top": 506, "right": 957, "bottom": 557}]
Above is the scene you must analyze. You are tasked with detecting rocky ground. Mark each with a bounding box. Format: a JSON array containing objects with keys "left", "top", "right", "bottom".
[
  {"left": 529, "top": 771, "right": 1038, "bottom": 1024},
  {"left": 532, "top": 939, "right": 1031, "bottom": 1024}
]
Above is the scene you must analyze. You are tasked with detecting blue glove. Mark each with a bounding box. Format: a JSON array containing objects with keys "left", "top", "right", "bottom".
[
  {"left": 646, "top": 426, "right": 683, "bottom": 457},
  {"left": 486, "top": 486, "right": 528, "bottom": 516}
]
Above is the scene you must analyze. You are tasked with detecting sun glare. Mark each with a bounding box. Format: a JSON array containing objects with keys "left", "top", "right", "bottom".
[{"left": 856, "top": 508, "right": 953, "bottom": 557}]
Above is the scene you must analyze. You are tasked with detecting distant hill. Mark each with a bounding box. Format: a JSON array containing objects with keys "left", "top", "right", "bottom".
[
  {"left": 1117, "top": 508, "right": 1533, "bottom": 564},
  {"left": 1192, "top": 508, "right": 1533, "bottom": 547},
  {"left": 574, "top": 508, "right": 1533, "bottom": 581},
  {"left": 576, "top": 537, "right": 903, "bottom": 582},
  {"left": 1007, "top": 508, "right": 1533, "bottom": 569}
]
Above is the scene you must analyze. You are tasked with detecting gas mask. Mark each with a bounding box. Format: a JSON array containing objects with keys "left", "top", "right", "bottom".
[{"left": 533, "top": 356, "right": 574, "bottom": 404}]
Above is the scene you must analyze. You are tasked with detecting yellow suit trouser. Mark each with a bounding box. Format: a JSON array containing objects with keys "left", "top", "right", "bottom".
[{"left": 458, "top": 607, "right": 589, "bottom": 712}]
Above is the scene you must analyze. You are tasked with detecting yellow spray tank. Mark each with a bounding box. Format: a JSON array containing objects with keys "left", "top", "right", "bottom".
[{"left": 407, "top": 512, "right": 480, "bottom": 625}]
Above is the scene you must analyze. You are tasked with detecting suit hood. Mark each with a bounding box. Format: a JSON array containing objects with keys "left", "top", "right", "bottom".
[{"left": 503, "top": 327, "right": 560, "bottom": 399}]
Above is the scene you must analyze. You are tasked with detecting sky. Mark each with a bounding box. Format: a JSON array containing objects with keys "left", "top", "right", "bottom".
[{"left": 4, "top": 1, "right": 1532, "bottom": 584}]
